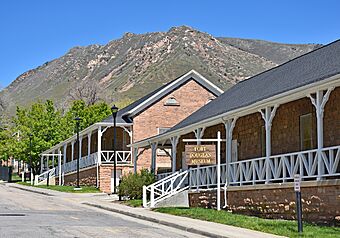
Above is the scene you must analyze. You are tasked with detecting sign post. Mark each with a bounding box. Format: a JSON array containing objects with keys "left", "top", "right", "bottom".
[
  {"left": 183, "top": 131, "right": 222, "bottom": 210},
  {"left": 294, "top": 174, "right": 303, "bottom": 233}
]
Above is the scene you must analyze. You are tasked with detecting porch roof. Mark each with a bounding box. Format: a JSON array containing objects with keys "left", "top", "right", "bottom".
[{"left": 131, "top": 39, "right": 340, "bottom": 147}]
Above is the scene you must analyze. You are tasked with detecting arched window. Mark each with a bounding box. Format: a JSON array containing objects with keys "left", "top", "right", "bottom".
[{"left": 164, "top": 96, "right": 179, "bottom": 106}]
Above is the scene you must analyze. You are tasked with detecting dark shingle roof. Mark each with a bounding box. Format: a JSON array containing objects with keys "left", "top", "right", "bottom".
[
  {"left": 169, "top": 40, "right": 340, "bottom": 132},
  {"left": 101, "top": 70, "right": 223, "bottom": 124}
]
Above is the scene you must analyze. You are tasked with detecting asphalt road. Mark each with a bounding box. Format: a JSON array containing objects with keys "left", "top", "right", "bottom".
[{"left": 0, "top": 184, "right": 205, "bottom": 238}]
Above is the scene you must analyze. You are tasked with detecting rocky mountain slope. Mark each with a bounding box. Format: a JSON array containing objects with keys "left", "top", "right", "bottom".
[{"left": 0, "top": 26, "right": 320, "bottom": 115}]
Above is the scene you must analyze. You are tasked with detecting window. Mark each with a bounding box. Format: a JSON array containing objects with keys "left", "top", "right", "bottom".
[
  {"left": 157, "top": 127, "right": 171, "bottom": 155},
  {"left": 164, "top": 96, "right": 179, "bottom": 106},
  {"left": 300, "top": 113, "right": 313, "bottom": 150}
]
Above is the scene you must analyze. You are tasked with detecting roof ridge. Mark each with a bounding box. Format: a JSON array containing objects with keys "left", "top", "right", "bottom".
[{"left": 237, "top": 39, "right": 340, "bottom": 86}]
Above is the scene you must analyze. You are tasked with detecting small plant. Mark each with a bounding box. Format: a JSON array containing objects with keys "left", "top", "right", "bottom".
[{"left": 118, "top": 169, "right": 155, "bottom": 199}]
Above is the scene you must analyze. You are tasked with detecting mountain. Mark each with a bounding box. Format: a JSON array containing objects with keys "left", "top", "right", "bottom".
[{"left": 0, "top": 26, "right": 321, "bottom": 116}]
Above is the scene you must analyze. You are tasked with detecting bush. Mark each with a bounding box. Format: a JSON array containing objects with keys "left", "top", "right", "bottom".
[{"left": 118, "top": 169, "right": 155, "bottom": 199}]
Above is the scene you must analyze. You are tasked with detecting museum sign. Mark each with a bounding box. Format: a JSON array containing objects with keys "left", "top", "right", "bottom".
[{"left": 185, "top": 145, "right": 216, "bottom": 165}]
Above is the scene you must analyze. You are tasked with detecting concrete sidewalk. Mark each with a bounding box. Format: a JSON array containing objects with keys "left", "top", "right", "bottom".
[
  {"left": 83, "top": 200, "right": 286, "bottom": 238},
  {"left": 5, "top": 183, "right": 286, "bottom": 238}
]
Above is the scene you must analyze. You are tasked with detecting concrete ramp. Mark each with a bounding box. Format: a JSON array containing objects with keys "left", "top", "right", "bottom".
[{"left": 155, "top": 190, "right": 189, "bottom": 208}]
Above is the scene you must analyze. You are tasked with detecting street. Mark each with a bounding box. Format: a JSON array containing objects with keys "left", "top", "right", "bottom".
[{"left": 0, "top": 184, "right": 204, "bottom": 238}]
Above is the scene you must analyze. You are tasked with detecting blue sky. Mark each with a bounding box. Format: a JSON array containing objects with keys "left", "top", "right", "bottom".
[{"left": 1, "top": 0, "right": 339, "bottom": 88}]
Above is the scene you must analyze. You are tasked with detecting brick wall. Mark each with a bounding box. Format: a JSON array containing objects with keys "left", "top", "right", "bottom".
[
  {"left": 232, "top": 113, "right": 264, "bottom": 160},
  {"left": 99, "top": 164, "right": 133, "bottom": 193},
  {"left": 324, "top": 87, "right": 340, "bottom": 147},
  {"left": 271, "top": 97, "right": 317, "bottom": 155},
  {"left": 189, "top": 182, "right": 340, "bottom": 225},
  {"left": 133, "top": 79, "right": 216, "bottom": 172}
]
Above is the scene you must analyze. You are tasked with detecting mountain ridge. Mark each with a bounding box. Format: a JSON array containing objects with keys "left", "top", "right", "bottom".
[{"left": 0, "top": 26, "right": 321, "bottom": 116}]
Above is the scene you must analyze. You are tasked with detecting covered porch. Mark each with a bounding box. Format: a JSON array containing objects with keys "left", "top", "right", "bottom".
[{"left": 39, "top": 122, "right": 133, "bottom": 185}]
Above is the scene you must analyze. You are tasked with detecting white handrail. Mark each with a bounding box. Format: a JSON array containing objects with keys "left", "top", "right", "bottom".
[{"left": 143, "top": 170, "right": 189, "bottom": 208}]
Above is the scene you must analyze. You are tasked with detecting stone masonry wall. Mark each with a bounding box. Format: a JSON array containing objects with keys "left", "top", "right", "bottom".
[
  {"left": 189, "top": 182, "right": 340, "bottom": 225},
  {"left": 57, "top": 167, "right": 97, "bottom": 187},
  {"left": 133, "top": 79, "right": 216, "bottom": 172}
]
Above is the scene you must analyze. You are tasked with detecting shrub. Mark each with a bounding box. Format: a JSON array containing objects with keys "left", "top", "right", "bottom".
[{"left": 118, "top": 169, "right": 155, "bottom": 199}]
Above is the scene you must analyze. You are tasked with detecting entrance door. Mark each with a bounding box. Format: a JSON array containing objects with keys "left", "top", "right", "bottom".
[{"left": 111, "top": 169, "right": 122, "bottom": 193}]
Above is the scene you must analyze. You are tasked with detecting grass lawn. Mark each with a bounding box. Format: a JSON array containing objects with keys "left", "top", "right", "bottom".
[
  {"left": 122, "top": 199, "right": 143, "bottom": 207},
  {"left": 154, "top": 207, "right": 340, "bottom": 238},
  {"left": 11, "top": 173, "right": 22, "bottom": 182},
  {"left": 17, "top": 182, "right": 100, "bottom": 193}
]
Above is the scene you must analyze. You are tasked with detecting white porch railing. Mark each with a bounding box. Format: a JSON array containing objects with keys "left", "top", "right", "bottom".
[
  {"left": 143, "top": 170, "right": 189, "bottom": 208},
  {"left": 143, "top": 145, "right": 340, "bottom": 207},
  {"left": 101, "top": 150, "right": 132, "bottom": 164},
  {"left": 62, "top": 153, "right": 98, "bottom": 175},
  {"left": 36, "top": 167, "right": 56, "bottom": 184},
  {"left": 156, "top": 171, "right": 173, "bottom": 180}
]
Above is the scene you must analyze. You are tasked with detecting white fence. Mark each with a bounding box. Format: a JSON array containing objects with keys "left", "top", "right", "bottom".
[
  {"left": 101, "top": 150, "right": 132, "bottom": 164},
  {"left": 188, "top": 145, "right": 340, "bottom": 189},
  {"left": 62, "top": 153, "right": 98, "bottom": 174}
]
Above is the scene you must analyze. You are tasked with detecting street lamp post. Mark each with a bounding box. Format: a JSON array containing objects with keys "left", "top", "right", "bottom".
[
  {"left": 74, "top": 117, "right": 81, "bottom": 190},
  {"left": 111, "top": 105, "right": 119, "bottom": 194}
]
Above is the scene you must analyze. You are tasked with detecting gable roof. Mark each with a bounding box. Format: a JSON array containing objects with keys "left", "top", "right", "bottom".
[
  {"left": 167, "top": 40, "right": 340, "bottom": 133},
  {"left": 131, "top": 39, "right": 340, "bottom": 147},
  {"left": 102, "top": 70, "right": 223, "bottom": 124}
]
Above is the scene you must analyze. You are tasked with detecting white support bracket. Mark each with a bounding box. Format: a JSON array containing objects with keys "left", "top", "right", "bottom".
[
  {"left": 170, "top": 136, "right": 179, "bottom": 173},
  {"left": 308, "top": 87, "right": 334, "bottom": 180},
  {"left": 150, "top": 142, "right": 158, "bottom": 173},
  {"left": 223, "top": 117, "right": 237, "bottom": 187},
  {"left": 194, "top": 127, "right": 206, "bottom": 145},
  {"left": 259, "top": 104, "right": 279, "bottom": 183}
]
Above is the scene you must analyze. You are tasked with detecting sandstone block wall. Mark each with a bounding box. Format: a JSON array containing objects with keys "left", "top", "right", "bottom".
[{"left": 189, "top": 182, "right": 340, "bottom": 225}]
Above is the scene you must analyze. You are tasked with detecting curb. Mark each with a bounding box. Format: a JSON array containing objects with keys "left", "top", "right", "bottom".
[
  {"left": 6, "top": 184, "right": 54, "bottom": 196},
  {"left": 83, "top": 202, "right": 228, "bottom": 238}
]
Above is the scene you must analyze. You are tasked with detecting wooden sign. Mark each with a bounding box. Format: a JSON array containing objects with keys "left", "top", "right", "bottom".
[{"left": 185, "top": 145, "right": 216, "bottom": 166}]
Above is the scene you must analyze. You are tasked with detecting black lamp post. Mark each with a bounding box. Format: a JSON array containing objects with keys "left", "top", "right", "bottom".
[
  {"left": 111, "top": 105, "right": 119, "bottom": 194},
  {"left": 74, "top": 117, "right": 81, "bottom": 190}
]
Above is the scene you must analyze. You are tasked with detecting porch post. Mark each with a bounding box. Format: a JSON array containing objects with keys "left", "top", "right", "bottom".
[
  {"left": 63, "top": 144, "right": 67, "bottom": 185},
  {"left": 259, "top": 105, "right": 279, "bottom": 184},
  {"left": 87, "top": 133, "right": 91, "bottom": 159},
  {"left": 40, "top": 156, "right": 43, "bottom": 173},
  {"left": 71, "top": 141, "right": 75, "bottom": 161},
  {"left": 151, "top": 142, "right": 158, "bottom": 173},
  {"left": 170, "top": 136, "right": 179, "bottom": 173},
  {"left": 308, "top": 88, "right": 334, "bottom": 180},
  {"left": 224, "top": 118, "right": 237, "bottom": 185},
  {"left": 133, "top": 147, "right": 139, "bottom": 174},
  {"left": 58, "top": 150, "right": 62, "bottom": 185},
  {"left": 52, "top": 154, "right": 55, "bottom": 168},
  {"left": 97, "top": 126, "right": 102, "bottom": 165},
  {"left": 79, "top": 136, "right": 83, "bottom": 160}
]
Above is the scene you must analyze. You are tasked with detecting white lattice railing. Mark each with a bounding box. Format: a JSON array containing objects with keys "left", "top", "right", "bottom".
[
  {"left": 101, "top": 150, "right": 132, "bottom": 164},
  {"left": 143, "top": 170, "right": 189, "bottom": 208},
  {"left": 36, "top": 167, "right": 56, "bottom": 183},
  {"left": 156, "top": 171, "right": 173, "bottom": 180},
  {"left": 62, "top": 153, "right": 98, "bottom": 174},
  {"left": 189, "top": 145, "right": 340, "bottom": 188}
]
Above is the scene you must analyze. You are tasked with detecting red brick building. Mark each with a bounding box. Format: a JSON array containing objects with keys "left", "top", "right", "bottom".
[
  {"left": 133, "top": 40, "right": 340, "bottom": 224},
  {"left": 39, "top": 70, "right": 222, "bottom": 193}
]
